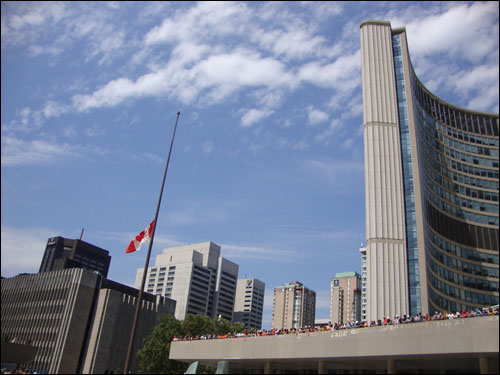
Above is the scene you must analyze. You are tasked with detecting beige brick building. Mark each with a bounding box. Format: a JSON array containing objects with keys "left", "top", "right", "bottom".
[
  {"left": 272, "top": 281, "right": 315, "bottom": 330},
  {"left": 330, "top": 272, "right": 361, "bottom": 325}
]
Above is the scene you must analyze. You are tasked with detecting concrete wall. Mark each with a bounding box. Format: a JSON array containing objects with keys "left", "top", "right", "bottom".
[
  {"left": 170, "top": 316, "right": 498, "bottom": 372},
  {"left": 82, "top": 288, "right": 173, "bottom": 374}
]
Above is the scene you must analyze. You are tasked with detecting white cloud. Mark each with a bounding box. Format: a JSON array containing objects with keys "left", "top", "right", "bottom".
[
  {"left": 402, "top": 2, "right": 499, "bottom": 62},
  {"left": 42, "top": 101, "right": 69, "bottom": 118},
  {"left": 253, "top": 27, "right": 329, "bottom": 61},
  {"left": 202, "top": 140, "right": 215, "bottom": 155},
  {"left": 221, "top": 243, "right": 300, "bottom": 261},
  {"left": 1, "top": 226, "right": 54, "bottom": 277},
  {"left": 1, "top": 136, "right": 80, "bottom": 167},
  {"left": 342, "top": 138, "right": 354, "bottom": 149},
  {"left": 305, "top": 158, "right": 364, "bottom": 190},
  {"left": 143, "top": 152, "right": 163, "bottom": 164},
  {"left": 307, "top": 106, "right": 329, "bottom": 126},
  {"left": 63, "top": 125, "right": 77, "bottom": 138},
  {"left": 241, "top": 109, "right": 273, "bottom": 127},
  {"left": 1, "top": 2, "right": 68, "bottom": 46},
  {"left": 197, "top": 51, "right": 296, "bottom": 89},
  {"left": 145, "top": 1, "right": 249, "bottom": 46},
  {"left": 315, "top": 118, "right": 344, "bottom": 143},
  {"left": 72, "top": 70, "right": 169, "bottom": 111},
  {"left": 73, "top": 49, "right": 296, "bottom": 111},
  {"left": 276, "top": 137, "right": 310, "bottom": 151},
  {"left": 298, "top": 50, "right": 361, "bottom": 90},
  {"left": 85, "top": 126, "right": 104, "bottom": 138}
]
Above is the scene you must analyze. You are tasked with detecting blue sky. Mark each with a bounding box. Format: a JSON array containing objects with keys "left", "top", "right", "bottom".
[{"left": 1, "top": 1, "right": 498, "bottom": 329}]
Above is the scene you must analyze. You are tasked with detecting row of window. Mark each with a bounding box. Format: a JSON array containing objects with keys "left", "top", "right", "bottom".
[
  {"left": 422, "top": 147, "right": 499, "bottom": 192},
  {"left": 394, "top": 33, "right": 422, "bottom": 317},
  {"left": 415, "top": 104, "right": 498, "bottom": 149},
  {"left": 426, "top": 166, "right": 498, "bottom": 209},
  {"left": 426, "top": 237, "right": 499, "bottom": 278},
  {"left": 424, "top": 198, "right": 499, "bottom": 251},
  {"left": 427, "top": 272, "right": 498, "bottom": 310},
  {"left": 426, "top": 226, "right": 498, "bottom": 265},
  {"left": 423, "top": 179, "right": 499, "bottom": 226},
  {"left": 423, "top": 173, "right": 499, "bottom": 216},
  {"left": 419, "top": 113, "right": 499, "bottom": 169},
  {"left": 439, "top": 132, "right": 499, "bottom": 158},
  {"left": 426, "top": 253, "right": 499, "bottom": 293},
  {"left": 419, "top": 124, "right": 499, "bottom": 181},
  {"left": 412, "top": 74, "right": 499, "bottom": 138}
]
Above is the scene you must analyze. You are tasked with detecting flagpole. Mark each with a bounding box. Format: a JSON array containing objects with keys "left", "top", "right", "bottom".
[{"left": 123, "top": 111, "right": 181, "bottom": 374}]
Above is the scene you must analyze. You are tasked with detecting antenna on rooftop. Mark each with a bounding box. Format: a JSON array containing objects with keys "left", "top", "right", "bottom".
[{"left": 80, "top": 228, "right": 84, "bottom": 240}]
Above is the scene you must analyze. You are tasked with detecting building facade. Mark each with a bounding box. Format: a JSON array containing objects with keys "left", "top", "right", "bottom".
[
  {"left": 82, "top": 279, "right": 175, "bottom": 374},
  {"left": 272, "top": 281, "right": 316, "bottom": 330},
  {"left": 360, "top": 20, "right": 499, "bottom": 323},
  {"left": 233, "top": 278, "right": 265, "bottom": 330},
  {"left": 39, "top": 236, "right": 111, "bottom": 278},
  {"left": 135, "top": 241, "right": 239, "bottom": 322},
  {"left": 1, "top": 268, "right": 174, "bottom": 374},
  {"left": 330, "top": 272, "right": 361, "bottom": 325}
]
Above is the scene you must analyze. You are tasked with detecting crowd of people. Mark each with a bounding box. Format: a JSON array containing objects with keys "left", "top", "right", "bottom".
[{"left": 173, "top": 305, "right": 499, "bottom": 341}]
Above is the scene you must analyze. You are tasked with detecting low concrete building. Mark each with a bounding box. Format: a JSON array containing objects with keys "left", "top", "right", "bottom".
[
  {"left": 1, "top": 268, "right": 175, "bottom": 374},
  {"left": 82, "top": 279, "right": 176, "bottom": 374},
  {"left": 170, "top": 315, "right": 499, "bottom": 374}
]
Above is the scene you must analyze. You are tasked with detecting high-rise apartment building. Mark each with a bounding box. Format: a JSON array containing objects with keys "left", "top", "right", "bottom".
[
  {"left": 135, "top": 241, "right": 239, "bottom": 322},
  {"left": 360, "top": 21, "right": 499, "bottom": 323},
  {"left": 359, "top": 247, "right": 367, "bottom": 321},
  {"left": 272, "top": 281, "right": 316, "bottom": 330},
  {"left": 233, "top": 278, "right": 265, "bottom": 330},
  {"left": 39, "top": 236, "right": 111, "bottom": 278},
  {"left": 330, "top": 272, "right": 361, "bottom": 325}
]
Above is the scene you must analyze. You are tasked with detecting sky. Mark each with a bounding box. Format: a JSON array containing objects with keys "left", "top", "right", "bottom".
[{"left": 1, "top": 1, "right": 499, "bottom": 329}]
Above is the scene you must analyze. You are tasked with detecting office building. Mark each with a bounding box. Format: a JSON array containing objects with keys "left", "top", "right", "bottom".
[
  {"left": 39, "top": 236, "right": 111, "bottom": 278},
  {"left": 360, "top": 21, "right": 499, "bottom": 323},
  {"left": 272, "top": 281, "right": 316, "bottom": 330},
  {"left": 135, "top": 241, "right": 239, "bottom": 322},
  {"left": 330, "top": 272, "right": 361, "bottom": 325},
  {"left": 1, "top": 268, "right": 174, "bottom": 374},
  {"left": 359, "top": 247, "right": 368, "bottom": 321},
  {"left": 233, "top": 278, "right": 265, "bottom": 330}
]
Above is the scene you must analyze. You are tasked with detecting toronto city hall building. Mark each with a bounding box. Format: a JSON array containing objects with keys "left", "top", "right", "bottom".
[{"left": 360, "top": 21, "right": 499, "bottom": 323}]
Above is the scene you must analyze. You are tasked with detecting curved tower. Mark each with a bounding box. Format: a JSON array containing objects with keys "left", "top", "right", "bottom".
[{"left": 360, "top": 21, "right": 499, "bottom": 323}]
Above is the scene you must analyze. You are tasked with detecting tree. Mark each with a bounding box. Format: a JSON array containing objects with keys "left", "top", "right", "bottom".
[
  {"left": 137, "top": 313, "right": 247, "bottom": 374},
  {"left": 229, "top": 321, "right": 245, "bottom": 335},
  {"left": 136, "top": 314, "right": 188, "bottom": 374},
  {"left": 184, "top": 314, "right": 215, "bottom": 337}
]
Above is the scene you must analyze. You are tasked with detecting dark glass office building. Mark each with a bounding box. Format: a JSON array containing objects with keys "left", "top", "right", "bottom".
[
  {"left": 360, "top": 21, "right": 498, "bottom": 322},
  {"left": 39, "top": 236, "right": 111, "bottom": 278}
]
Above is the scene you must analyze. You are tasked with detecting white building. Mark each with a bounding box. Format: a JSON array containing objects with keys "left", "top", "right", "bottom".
[
  {"left": 233, "top": 278, "right": 265, "bottom": 330},
  {"left": 359, "top": 246, "right": 367, "bottom": 321},
  {"left": 135, "top": 241, "right": 238, "bottom": 322}
]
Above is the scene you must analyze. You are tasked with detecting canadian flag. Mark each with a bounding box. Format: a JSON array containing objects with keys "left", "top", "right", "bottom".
[{"left": 126, "top": 219, "right": 155, "bottom": 253}]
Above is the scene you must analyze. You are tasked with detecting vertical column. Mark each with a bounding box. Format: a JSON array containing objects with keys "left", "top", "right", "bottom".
[
  {"left": 318, "top": 360, "right": 327, "bottom": 374},
  {"left": 479, "top": 356, "right": 489, "bottom": 374},
  {"left": 387, "top": 358, "right": 396, "bottom": 374},
  {"left": 361, "top": 20, "right": 409, "bottom": 323},
  {"left": 264, "top": 361, "right": 272, "bottom": 374}
]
